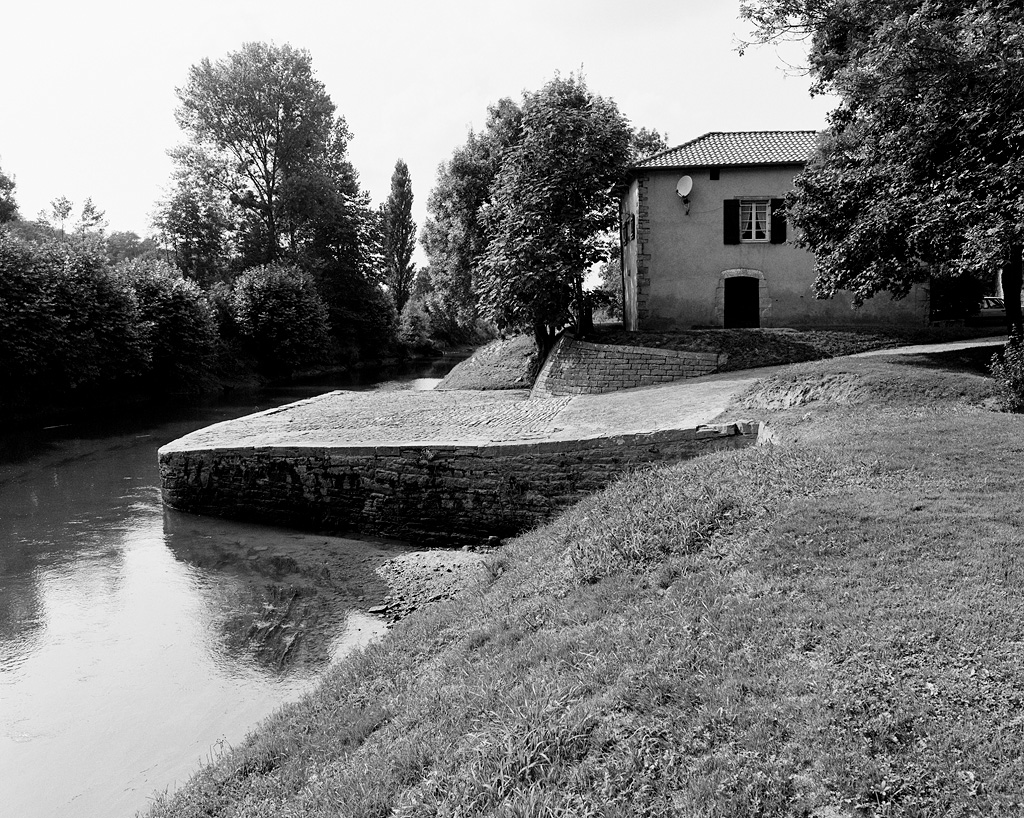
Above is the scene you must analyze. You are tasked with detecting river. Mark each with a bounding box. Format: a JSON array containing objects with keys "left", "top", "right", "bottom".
[{"left": 0, "top": 359, "right": 459, "bottom": 818}]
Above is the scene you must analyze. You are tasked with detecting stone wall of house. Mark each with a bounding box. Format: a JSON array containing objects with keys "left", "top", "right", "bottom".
[
  {"left": 531, "top": 335, "right": 725, "bottom": 397},
  {"left": 159, "top": 422, "right": 759, "bottom": 546},
  {"left": 636, "top": 166, "right": 930, "bottom": 329},
  {"left": 635, "top": 173, "right": 652, "bottom": 327}
]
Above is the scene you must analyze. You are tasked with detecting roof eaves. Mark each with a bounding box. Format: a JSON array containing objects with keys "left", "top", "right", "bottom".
[{"left": 640, "top": 159, "right": 809, "bottom": 170}]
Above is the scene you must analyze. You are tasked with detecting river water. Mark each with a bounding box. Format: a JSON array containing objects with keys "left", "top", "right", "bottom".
[{"left": 0, "top": 360, "right": 457, "bottom": 818}]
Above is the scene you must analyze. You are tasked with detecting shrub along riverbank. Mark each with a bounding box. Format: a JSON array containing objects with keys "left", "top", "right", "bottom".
[
  {"left": 0, "top": 228, "right": 409, "bottom": 424},
  {"left": 145, "top": 349, "right": 1024, "bottom": 817}
]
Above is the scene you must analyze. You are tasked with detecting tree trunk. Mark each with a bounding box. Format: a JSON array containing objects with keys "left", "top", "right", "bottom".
[
  {"left": 266, "top": 208, "right": 278, "bottom": 262},
  {"left": 533, "top": 320, "right": 556, "bottom": 360},
  {"left": 1004, "top": 244, "right": 1023, "bottom": 339},
  {"left": 574, "top": 276, "right": 586, "bottom": 337}
]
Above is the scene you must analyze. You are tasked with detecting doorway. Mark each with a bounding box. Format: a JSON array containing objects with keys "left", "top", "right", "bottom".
[{"left": 723, "top": 276, "right": 761, "bottom": 328}]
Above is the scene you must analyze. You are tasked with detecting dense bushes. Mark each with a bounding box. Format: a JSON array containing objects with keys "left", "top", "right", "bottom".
[
  {"left": 0, "top": 231, "right": 221, "bottom": 404},
  {"left": 0, "top": 231, "right": 149, "bottom": 394},
  {"left": 309, "top": 262, "right": 400, "bottom": 362},
  {"left": 115, "top": 258, "right": 219, "bottom": 387},
  {"left": 0, "top": 226, "right": 419, "bottom": 413},
  {"left": 231, "top": 263, "right": 332, "bottom": 377}
]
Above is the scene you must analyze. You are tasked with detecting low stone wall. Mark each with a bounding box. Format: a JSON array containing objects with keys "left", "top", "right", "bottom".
[
  {"left": 531, "top": 335, "right": 726, "bottom": 397},
  {"left": 159, "top": 422, "right": 760, "bottom": 546}
]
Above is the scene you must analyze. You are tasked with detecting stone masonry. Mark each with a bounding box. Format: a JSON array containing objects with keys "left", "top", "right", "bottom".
[
  {"left": 636, "top": 173, "right": 652, "bottom": 323},
  {"left": 159, "top": 422, "right": 760, "bottom": 547},
  {"left": 531, "top": 334, "right": 726, "bottom": 397}
]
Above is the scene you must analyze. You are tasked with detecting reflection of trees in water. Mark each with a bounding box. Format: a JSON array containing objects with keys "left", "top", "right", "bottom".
[
  {"left": 0, "top": 448, "right": 135, "bottom": 672},
  {"left": 0, "top": 359, "right": 445, "bottom": 681},
  {"left": 0, "top": 575, "right": 44, "bottom": 673},
  {"left": 161, "top": 509, "right": 396, "bottom": 671}
]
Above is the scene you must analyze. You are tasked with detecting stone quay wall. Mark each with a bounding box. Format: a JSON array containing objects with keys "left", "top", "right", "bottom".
[
  {"left": 159, "top": 422, "right": 760, "bottom": 547},
  {"left": 531, "top": 335, "right": 726, "bottom": 397}
]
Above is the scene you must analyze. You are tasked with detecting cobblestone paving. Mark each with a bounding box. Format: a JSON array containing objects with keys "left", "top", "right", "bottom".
[
  {"left": 164, "top": 336, "right": 1007, "bottom": 452},
  {"left": 175, "top": 389, "right": 575, "bottom": 449}
]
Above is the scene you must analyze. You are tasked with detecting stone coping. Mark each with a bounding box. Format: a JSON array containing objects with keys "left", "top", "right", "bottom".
[
  {"left": 159, "top": 421, "right": 761, "bottom": 459},
  {"left": 565, "top": 336, "right": 723, "bottom": 361}
]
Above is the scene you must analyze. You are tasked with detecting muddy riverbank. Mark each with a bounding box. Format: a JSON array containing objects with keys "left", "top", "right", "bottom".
[{"left": 164, "top": 510, "right": 490, "bottom": 669}]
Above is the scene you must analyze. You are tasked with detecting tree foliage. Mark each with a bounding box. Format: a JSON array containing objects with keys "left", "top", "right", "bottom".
[
  {"left": 153, "top": 166, "right": 231, "bottom": 285},
  {"left": 172, "top": 41, "right": 372, "bottom": 275},
  {"left": 422, "top": 87, "right": 657, "bottom": 350},
  {"left": 0, "top": 165, "right": 18, "bottom": 223},
  {"left": 594, "top": 255, "right": 624, "bottom": 318},
  {"left": 48, "top": 196, "right": 73, "bottom": 240},
  {"left": 115, "top": 258, "right": 219, "bottom": 387},
  {"left": 104, "top": 231, "right": 161, "bottom": 267},
  {"left": 75, "top": 197, "right": 106, "bottom": 237},
  {"left": 630, "top": 127, "right": 668, "bottom": 162},
  {"left": 421, "top": 98, "right": 523, "bottom": 338},
  {"left": 742, "top": 0, "right": 1024, "bottom": 334},
  {"left": 478, "top": 74, "right": 632, "bottom": 354},
  {"left": 0, "top": 226, "right": 228, "bottom": 406},
  {"left": 0, "top": 229, "right": 149, "bottom": 393},
  {"left": 166, "top": 41, "right": 386, "bottom": 351},
  {"left": 230, "top": 262, "right": 332, "bottom": 377},
  {"left": 378, "top": 159, "right": 417, "bottom": 314}
]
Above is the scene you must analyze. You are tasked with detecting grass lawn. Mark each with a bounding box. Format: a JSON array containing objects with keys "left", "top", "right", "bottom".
[{"left": 147, "top": 349, "right": 1024, "bottom": 817}]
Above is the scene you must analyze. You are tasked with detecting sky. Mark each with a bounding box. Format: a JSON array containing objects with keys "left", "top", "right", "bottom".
[{"left": 1, "top": 0, "right": 835, "bottom": 259}]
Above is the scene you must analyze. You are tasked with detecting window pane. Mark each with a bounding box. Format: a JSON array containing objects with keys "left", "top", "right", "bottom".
[
  {"left": 754, "top": 202, "right": 767, "bottom": 240},
  {"left": 738, "top": 200, "right": 769, "bottom": 242}
]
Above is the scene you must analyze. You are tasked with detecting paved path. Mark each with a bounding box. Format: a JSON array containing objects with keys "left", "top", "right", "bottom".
[
  {"left": 164, "top": 336, "right": 1006, "bottom": 452},
  {"left": 851, "top": 336, "right": 1004, "bottom": 357}
]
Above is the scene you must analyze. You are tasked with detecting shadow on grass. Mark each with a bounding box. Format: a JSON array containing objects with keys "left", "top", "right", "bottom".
[{"left": 888, "top": 346, "right": 1000, "bottom": 376}]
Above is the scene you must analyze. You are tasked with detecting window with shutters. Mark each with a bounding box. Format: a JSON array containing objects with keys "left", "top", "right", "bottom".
[
  {"left": 723, "top": 198, "right": 787, "bottom": 245},
  {"left": 740, "top": 200, "right": 770, "bottom": 242}
]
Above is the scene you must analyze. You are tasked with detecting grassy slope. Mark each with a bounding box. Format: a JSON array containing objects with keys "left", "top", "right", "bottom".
[
  {"left": 437, "top": 336, "right": 540, "bottom": 390},
  {"left": 147, "top": 353, "right": 1024, "bottom": 817}
]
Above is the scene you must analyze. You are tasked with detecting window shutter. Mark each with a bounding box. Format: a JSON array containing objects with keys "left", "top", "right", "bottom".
[
  {"left": 770, "top": 199, "right": 787, "bottom": 244},
  {"left": 723, "top": 200, "right": 740, "bottom": 244}
]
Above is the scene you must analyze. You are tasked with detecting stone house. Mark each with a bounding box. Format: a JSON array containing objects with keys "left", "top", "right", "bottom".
[{"left": 619, "top": 131, "right": 928, "bottom": 330}]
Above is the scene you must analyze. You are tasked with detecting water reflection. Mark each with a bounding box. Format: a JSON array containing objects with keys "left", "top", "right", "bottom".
[{"left": 0, "top": 359, "right": 458, "bottom": 818}]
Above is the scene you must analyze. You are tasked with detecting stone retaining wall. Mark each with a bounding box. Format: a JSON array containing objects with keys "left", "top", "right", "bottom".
[
  {"left": 159, "top": 422, "right": 759, "bottom": 546},
  {"left": 531, "top": 335, "right": 725, "bottom": 397}
]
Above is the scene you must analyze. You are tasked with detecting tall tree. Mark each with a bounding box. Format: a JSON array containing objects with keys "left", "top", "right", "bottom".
[
  {"left": 174, "top": 42, "right": 341, "bottom": 265},
  {"left": 742, "top": 0, "right": 1024, "bottom": 336},
  {"left": 74, "top": 197, "right": 107, "bottom": 247},
  {"left": 0, "top": 165, "right": 18, "bottom": 223},
  {"left": 421, "top": 98, "right": 523, "bottom": 336},
  {"left": 378, "top": 159, "right": 417, "bottom": 313},
  {"left": 49, "top": 196, "right": 73, "bottom": 240},
  {"left": 478, "top": 74, "right": 632, "bottom": 356},
  {"left": 153, "top": 176, "right": 230, "bottom": 285}
]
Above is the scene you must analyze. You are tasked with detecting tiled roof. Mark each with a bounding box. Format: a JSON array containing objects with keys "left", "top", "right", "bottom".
[{"left": 636, "top": 131, "right": 819, "bottom": 169}]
